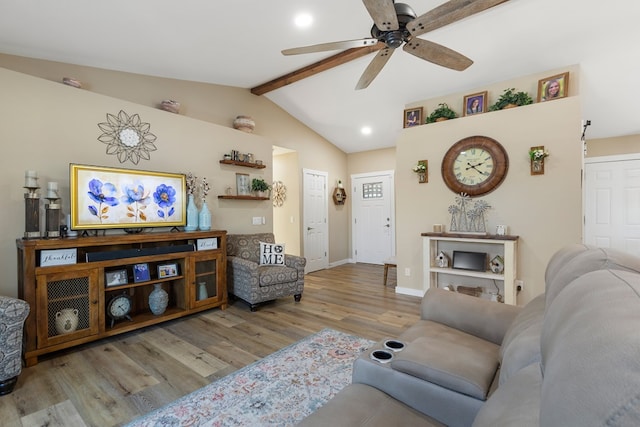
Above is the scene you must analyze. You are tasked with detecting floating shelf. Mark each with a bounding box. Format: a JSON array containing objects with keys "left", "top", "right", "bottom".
[
  {"left": 219, "top": 160, "right": 266, "bottom": 169},
  {"left": 217, "top": 195, "right": 269, "bottom": 200}
]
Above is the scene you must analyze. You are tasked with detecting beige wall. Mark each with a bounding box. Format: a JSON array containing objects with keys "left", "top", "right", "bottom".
[
  {"left": 0, "top": 60, "right": 349, "bottom": 297},
  {"left": 396, "top": 97, "right": 583, "bottom": 305},
  {"left": 587, "top": 134, "right": 640, "bottom": 157},
  {"left": 273, "top": 151, "right": 301, "bottom": 256}
]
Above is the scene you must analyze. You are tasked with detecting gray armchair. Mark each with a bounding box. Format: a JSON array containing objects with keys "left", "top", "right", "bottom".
[
  {"left": 0, "top": 296, "right": 30, "bottom": 395},
  {"left": 226, "top": 233, "right": 306, "bottom": 311}
]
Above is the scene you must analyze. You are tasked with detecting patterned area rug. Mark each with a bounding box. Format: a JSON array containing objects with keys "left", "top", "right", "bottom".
[{"left": 125, "top": 328, "right": 374, "bottom": 427}]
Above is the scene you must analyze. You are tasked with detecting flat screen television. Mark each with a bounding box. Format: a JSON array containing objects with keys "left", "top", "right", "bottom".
[
  {"left": 452, "top": 251, "right": 487, "bottom": 272},
  {"left": 69, "top": 163, "right": 187, "bottom": 231}
]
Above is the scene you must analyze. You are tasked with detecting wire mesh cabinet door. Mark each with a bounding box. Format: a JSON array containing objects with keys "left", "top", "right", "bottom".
[{"left": 35, "top": 268, "right": 100, "bottom": 349}]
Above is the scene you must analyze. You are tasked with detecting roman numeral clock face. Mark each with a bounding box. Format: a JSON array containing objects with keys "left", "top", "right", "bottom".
[{"left": 442, "top": 136, "right": 509, "bottom": 197}]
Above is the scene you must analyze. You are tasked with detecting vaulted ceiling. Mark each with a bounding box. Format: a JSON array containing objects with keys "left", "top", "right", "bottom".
[{"left": 1, "top": 0, "right": 638, "bottom": 153}]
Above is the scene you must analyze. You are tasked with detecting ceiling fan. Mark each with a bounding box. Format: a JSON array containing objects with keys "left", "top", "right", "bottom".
[{"left": 282, "top": 0, "right": 510, "bottom": 90}]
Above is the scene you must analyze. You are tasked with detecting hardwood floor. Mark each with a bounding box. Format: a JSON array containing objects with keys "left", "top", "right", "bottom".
[{"left": 1, "top": 263, "right": 418, "bottom": 427}]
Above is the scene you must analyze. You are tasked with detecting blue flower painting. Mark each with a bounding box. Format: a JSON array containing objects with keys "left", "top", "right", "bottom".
[
  {"left": 154, "top": 184, "right": 176, "bottom": 219},
  {"left": 87, "top": 179, "right": 119, "bottom": 223},
  {"left": 122, "top": 183, "right": 150, "bottom": 222}
]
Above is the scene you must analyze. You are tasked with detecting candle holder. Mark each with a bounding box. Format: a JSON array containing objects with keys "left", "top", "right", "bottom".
[
  {"left": 45, "top": 197, "right": 61, "bottom": 238},
  {"left": 24, "top": 186, "right": 41, "bottom": 239}
]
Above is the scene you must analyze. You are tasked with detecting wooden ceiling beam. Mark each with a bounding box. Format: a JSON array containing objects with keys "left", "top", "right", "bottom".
[{"left": 250, "top": 44, "right": 384, "bottom": 96}]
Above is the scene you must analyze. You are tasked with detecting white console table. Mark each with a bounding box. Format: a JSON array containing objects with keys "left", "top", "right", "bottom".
[{"left": 422, "top": 232, "right": 519, "bottom": 305}]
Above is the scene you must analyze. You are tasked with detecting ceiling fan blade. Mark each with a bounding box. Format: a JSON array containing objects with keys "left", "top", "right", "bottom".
[
  {"left": 408, "top": 0, "right": 509, "bottom": 37},
  {"left": 362, "top": 0, "right": 399, "bottom": 31},
  {"left": 355, "top": 47, "right": 395, "bottom": 90},
  {"left": 403, "top": 39, "right": 473, "bottom": 71},
  {"left": 282, "top": 38, "right": 379, "bottom": 55}
]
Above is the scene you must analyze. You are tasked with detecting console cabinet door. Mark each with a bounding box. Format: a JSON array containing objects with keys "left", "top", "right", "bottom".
[
  {"left": 36, "top": 268, "right": 100, "bottom": 348},
  {"left": 189, "top": 251, "right": 226, "bottom": 309}
]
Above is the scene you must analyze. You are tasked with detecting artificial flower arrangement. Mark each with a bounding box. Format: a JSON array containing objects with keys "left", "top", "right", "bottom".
[
  {"left": 529, "top": 148, "right": 550, "bottom": 161},
  {"left": 200, "top": 177, "right": 210, "bottom": 202},
  {"left": 412, "top": 161, "right": 427, "bottom": 173},
  {"left": 186, "top": 172, "right": 197, "bottom": 195}
]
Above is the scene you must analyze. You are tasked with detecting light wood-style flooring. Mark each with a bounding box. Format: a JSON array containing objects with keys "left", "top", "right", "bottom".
[{"left": 0, "top": 263, "right": 416, "bottom": 427}]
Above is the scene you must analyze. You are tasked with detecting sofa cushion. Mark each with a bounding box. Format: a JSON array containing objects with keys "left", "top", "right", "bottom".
[
  {"left": 545, "top": 246, "right": 640, "bottom": 309},
  {"left": 391, "top": 329, "right": 500, "bottom": 400},
  {"left": 472, "top": 363, "right": 541, "bottom": 427},
  {"left": 259, "top": 241, "right": 285, "bottom": 265},
  {"left": 540, "top": 269, "right": 640, "bottom": 426},
  {"left": 298, "top": 383, "right": 444, "bottom": 426},
  {"left": 498, "top": 293, "right": 545, "bottom": 385},
  {"left": 257, "top": 265, "right": 299, "bottom": 286}
]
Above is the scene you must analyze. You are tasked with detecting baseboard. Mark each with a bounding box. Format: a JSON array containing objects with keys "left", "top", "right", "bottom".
[
  {"left": 328, "top": 258, "right": 353, "bottom": 268},
  {"left": 395, "top": 287, "right": 425, "bottom": 297}
]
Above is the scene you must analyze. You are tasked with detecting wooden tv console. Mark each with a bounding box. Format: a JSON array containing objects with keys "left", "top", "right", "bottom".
[{"left": 16, "top": 230, "right": 227, "bottom": 366}]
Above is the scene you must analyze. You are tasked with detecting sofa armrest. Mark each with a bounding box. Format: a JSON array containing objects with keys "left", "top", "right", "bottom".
[
  {"left": 228, "top": 256, "right": 258, "bottom": 269},
  {"left": 421, "top": 288, "right": 522, "bottom": 345},
  {"left": 284, "top": 254, "right": 306, "bottom": 271}
]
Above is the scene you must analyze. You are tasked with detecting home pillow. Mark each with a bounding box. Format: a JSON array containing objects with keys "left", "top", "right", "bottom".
[{"left": 259, "top": 242, "right": 285, "bottom": 265}]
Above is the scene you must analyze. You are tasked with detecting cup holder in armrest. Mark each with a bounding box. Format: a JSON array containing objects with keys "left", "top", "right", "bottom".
[
  {"left": 370, "top": 349, "right": 394, "bottom": 363},
  {"left": 384, "top": 340, "right": 405, "bottom": 352}
]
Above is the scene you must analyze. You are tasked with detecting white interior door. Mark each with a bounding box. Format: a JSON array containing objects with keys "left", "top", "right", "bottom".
[
  {"left": 303, "top": 169, "right": 328, "bottom": 272},
  {"left": 352, "top": 172, "right": 395, "bottom": 264},
  {"left": 584, "top": 155, "right": 640, "bottom": 255}
]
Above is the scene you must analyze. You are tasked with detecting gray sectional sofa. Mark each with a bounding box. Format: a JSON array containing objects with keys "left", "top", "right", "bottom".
[{"left": 299, "top": 244, "right": 640, "bottom": 426}]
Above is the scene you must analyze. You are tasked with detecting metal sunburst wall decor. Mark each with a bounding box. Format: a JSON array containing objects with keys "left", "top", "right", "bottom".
[{"left": 97, "top": 110, "right": 157, "bottom": 164}]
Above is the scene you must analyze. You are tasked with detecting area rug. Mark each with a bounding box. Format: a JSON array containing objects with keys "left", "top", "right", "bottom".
[{"left": 125, "top": 328, "right": 374, "bottom": 427}]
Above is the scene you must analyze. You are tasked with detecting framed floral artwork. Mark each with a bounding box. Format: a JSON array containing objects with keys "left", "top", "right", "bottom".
[
  {"left": 69, "top": 163, "right": 186, "bottom": 230},
  {"left": 463, "top": 91, "right": 487, "bottom": 116},
  {"left": 537, "top": 72, "right": 569, "bottom": 102},
  {"left": 403, "top": 107, "right": 423, "bottom": 128}
]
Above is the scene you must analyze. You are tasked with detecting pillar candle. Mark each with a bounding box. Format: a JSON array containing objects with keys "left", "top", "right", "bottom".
[
  {"left": 25, "top": 170, "right": 38, "bottom": 187},
  {"left": 47, "top": 182, "right": 59, "bottom": 199}
]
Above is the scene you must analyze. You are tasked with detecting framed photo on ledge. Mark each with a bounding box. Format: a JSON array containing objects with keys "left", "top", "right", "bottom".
[
  {"left": 537, "top": 72, "right": 569, "bottom": 102},
  {"left": 236, "top": 173, "right": 251, "bottom": 196},
  {"left": 403, "top": 107, "right": 423, "bottom": 128},
  {"left": 158, "top": 263, "right": 179, "bottom": 279},
  {"left": 463, "top": 91, "right": 487, "bottom": 116},
  {"left": 133, "top": 263, "right": 150, "bottom": 283},
  {"left": 105, "top": 269, "right": 128, "bottom": 287}
]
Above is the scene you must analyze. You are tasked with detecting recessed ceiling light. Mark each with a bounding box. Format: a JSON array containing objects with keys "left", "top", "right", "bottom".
[
  {"left": 361, "top": 126, "right": 372, "bottom": 135},
  {"left": 294, "top": 13, "right": 313, "bottom": 28}
]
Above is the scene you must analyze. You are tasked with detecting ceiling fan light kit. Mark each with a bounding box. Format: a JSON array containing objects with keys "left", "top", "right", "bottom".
[{"left": 282, "top": 0, "right": 510, "bottom": 89}]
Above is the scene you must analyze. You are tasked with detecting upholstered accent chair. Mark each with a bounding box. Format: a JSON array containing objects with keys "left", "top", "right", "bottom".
[
  {"left": 0, "top": 296, "right": 30, "bottom": 395},
  {"left": 226, "top": 233, "right": 306, "bottom": 311}
]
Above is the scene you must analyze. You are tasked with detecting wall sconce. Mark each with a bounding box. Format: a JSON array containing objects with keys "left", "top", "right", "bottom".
[{"left": 529, "top": 146, "right": 549, "bottom": 175}]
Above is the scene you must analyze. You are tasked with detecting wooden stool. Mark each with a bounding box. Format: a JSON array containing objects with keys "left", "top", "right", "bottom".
[{"left": 383, "top": 256, "right": 397, "bottom": 286}]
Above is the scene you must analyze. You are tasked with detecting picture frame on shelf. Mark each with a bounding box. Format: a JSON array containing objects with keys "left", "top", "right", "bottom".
[
  {"left": 105, "top": 269, "right": 128, "bottom": 287},
  {"left": 463, "top": 91, "right": 487, "bottom": 116},
  {"left": 133, "top": 263, "right": 150, "bottom": 283},
  {"left": 157, "top": 262, "right": 179, "bottom": 279},
  {"left": 403, "top": 107, "right": 423, "bottom": 128},
  {"left": 537, "top": 72, "right": 569, "bottom": 102},
  {"left": 236, "top": 173, "right": 251, "bottom": 196}
]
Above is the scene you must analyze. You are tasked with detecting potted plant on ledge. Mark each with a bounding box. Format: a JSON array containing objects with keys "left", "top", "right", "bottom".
[
  {"left": 488, "top": 88, "right": 533, "bottom": 111},
  {"left": 251, "top": 178, "right": 271, "bottom": 198},
  {"left": 426, "top": 103, "right": 458, "bottom": 123}
]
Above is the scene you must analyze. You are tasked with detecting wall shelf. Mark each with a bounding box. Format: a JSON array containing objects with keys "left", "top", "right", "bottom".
[
  {"left": 219, "top": 159, "right": 266, "bottom": 169},
  {"left": 217, "top": 195, "right": 269, "bottom": 200}
]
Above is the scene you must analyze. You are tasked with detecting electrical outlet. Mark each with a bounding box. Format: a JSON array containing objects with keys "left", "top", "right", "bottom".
[
  {"left": 515, "top": 280, "right": 524, "bottom": 291},
  {"left": 404, "top": 268, "right": 411, "bottom": 277}
]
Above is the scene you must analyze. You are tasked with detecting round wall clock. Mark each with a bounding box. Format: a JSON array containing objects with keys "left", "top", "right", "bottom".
[
  {"left": 107, "top": 292, "right": 133, "bottom": 328},
  {"left": 441, "top": 135, "right": 509, "bottom": 197}
]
